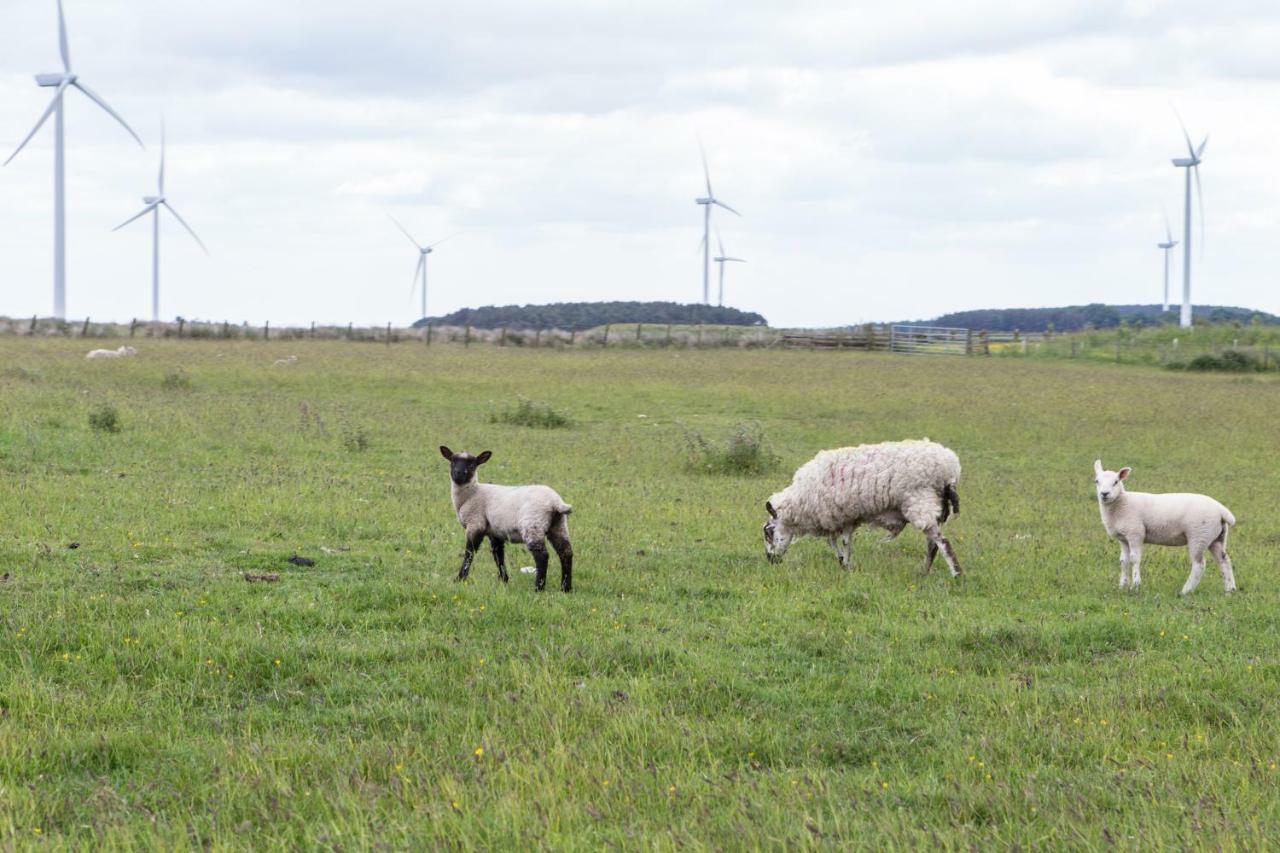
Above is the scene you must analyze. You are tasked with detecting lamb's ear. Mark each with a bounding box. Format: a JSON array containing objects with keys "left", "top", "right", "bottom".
[
  {"left": 1118, "top": 467, "right": 1131, "bottom": 480},
  {"left": 439, "top": 446, "right": 454, "bottom": 461},
  {"left": 765, "top": 500, "right": 778, "bottom": 519},
  {"left": 1093, "top": 459, "right": 1103, "bottom": 475},
  {"left": 476, "top": 451, "right": 493, "bottom": 465}
]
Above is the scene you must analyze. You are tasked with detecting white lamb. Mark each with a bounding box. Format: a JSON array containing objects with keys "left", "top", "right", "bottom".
[
  {"left": 1093, "top": 459, "right": 1237, "bottom": 595},
  {"left": 439, "top": 446, "right": 574, "bottom": 592},
  {"left": 763, "top": 439, "right": 962, "bottom": 576}
]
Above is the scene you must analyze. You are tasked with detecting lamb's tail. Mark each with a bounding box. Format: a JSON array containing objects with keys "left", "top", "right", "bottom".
[
  {"left": 557, "top": 501, "right": 573, "bottom": 516},
  {"left": 937, "top": 482, "right": 960, "bottom": 524}
]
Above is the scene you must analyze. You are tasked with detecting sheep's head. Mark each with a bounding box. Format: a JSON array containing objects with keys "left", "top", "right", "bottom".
[
  {"left": 440, "top": 446, "right": 492, "bottom": 485},
  {"left": 762, "top": 499, "right": 793, "bottom": 563},
  {"left": 1093, "top": 459, "right": 1130, "bottom": 505}
]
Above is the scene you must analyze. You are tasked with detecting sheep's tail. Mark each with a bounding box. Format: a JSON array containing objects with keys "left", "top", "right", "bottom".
[
  {"left": 557, "top": 501, "right": 573, "bottom": 516},
  {"left": 938, "top": 483, "right": 960, "bottom": 523},
  {"left": 1221, "top": 505, "right": 1236, "bottom": 529}
]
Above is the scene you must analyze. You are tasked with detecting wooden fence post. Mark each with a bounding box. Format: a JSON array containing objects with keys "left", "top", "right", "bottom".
[
  {"left": 310, "top": 321, "right": 315, "bottom": 339},
  {"left": 130, "top": 318, "right": 138, "bottom": 338},
  {"left": 347, "top": 322, "right": 353, "bottom": 340},
  {"left": 264, "top": 321, "right": 270, "bottom": 340},
  {"left": 636, "top": 323, "right": 643, "bottom": 343},
  {"left": 602, "top": 324, "right": 610, "bottom": 346},
  {"left": 965, "top": 328, "right": 973, "bottom": 355},
  {"left": 697, "top": 323, "right": 704, "bottom": 347},
  {"left": 29, "top": 315, "right": 37, "bottom": 335},
  {"left": 570, "top": 328, "right": 576, "bottom": 346},
  {"left": 500, "top": 326, "right": 507, "bottom": 346},
  {"left": 80, "top": 317, "right": 90, "bottom": 337},
  {"left": 665, "top": 324, "right": 672, "bottom": 347},
  {"left": 534, "top": 328, "right": 541, "bottom": 347},
  {"left": 980, "top": 330, "right": 990, "bottom": 355},
  {"left": 464, "top": 325, "right": 471, "bottom": 347},
  {"left": 177, "top": 318, "right": 185, "bottom": 339},
  {"left": 222, "top": 321, "right": 229, "bottom": 339},
  {"left": 426, "top": 324, "right": 433, "bottom": 346}
]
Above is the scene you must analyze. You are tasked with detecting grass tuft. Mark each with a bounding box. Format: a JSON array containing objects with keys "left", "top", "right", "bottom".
[
  {"left": 684, "top": 422, "right": 777, "bottom": 475},
  {"left": 88, "top": 403, "right": 122, "bottom": 433},
  {"left": 489, "top": 397, "right": 572, "bottom": 429},
  {"left": 161, "top": 370, "right": 194, "bottom": 391}
]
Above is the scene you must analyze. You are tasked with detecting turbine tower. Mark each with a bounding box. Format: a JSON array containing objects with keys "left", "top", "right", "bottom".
[
  {"left": 695, "top": 140, "right": 740, "bottom": 305},
  {"left": 4, "top": 0, "right": 144, "bottom": 319},
  {"left": 1171, "top": 114, "right": 1207, "bottom": 328},
  {"left": 712, "top": 230, "right": 746, "bottom": 308},
  {"left": 389, "top": 216, "right": 451, "bottom": 322},
  {"left": 1156, "top": 212, "right": 1178, "bottom": 313},
  {"left": 113, "top": 122, "right": 208, "bottom": 322}
]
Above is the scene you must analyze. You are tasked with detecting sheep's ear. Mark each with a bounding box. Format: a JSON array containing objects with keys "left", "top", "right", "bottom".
[
  {"left": 766, "top": 500, "right": 778, "bottom": 519},
  {"left": 439, "top": 446, "right": 454, "bottom": 461},
  {"left": 476, "top": 451, "right": 493, "bottom": 465},
  {"left": 1118, "top": 467, "right": 1131, "bottom": 480},
  {"left": 1093, "top": 459, "right": 1103, "bottom": 475}
]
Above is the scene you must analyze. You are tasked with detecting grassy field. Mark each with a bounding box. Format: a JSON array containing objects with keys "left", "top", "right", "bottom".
[{"left": 1, "top": 339, "right": 1278, "bottom": 849}]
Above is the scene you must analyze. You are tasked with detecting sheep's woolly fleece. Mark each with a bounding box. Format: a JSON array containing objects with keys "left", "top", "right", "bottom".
[
  {"left": 768, "top": 439, "right": 960, "bottom": 535},
  {"left": 85, "top": 346, "right": 138, "bottom": 360}
]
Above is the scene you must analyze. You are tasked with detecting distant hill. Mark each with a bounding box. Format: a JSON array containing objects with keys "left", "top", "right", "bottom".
[
  {"left": 901, "top": 304, "right": 1280, "bottom": 333},
  {"left": 417, "top": 301, "right": 767, "bottom": 330}
]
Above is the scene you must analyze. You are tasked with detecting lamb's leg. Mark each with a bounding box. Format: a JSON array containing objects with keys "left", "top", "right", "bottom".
[
  {"left": 489, "top": 535, "right": 509, "bottom": 584},
  {"left": 549, "top": 528, "right": 573, "bottom": 593},
  {"left": 1209, "top": 538, "right": 1236, "bottom": 593},
  {"left": 528, "top": 539, "right": 550, "bottom": 592},
  {"left": 1117, "top": 539, "right": 1131, "bottom": 590},
  {"left": 456, "top": 528, "right": 485, "bottom": 582},
  {"left": 1180, "top": 541, "right": 1208, "bottom": 596},
  {"left": 920, "top": 522, "right": 961, "bottom": 577},
  {"left": 1126, "top": 538, "right": 1142, "bottom": 590}
]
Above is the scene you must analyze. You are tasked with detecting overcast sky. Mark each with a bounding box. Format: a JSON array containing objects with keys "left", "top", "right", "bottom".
[{"left": 1, "top": 1, "right": 1278, "bottom": 327}]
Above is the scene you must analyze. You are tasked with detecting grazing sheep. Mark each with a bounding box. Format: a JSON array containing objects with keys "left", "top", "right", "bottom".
[
  {"left": 763, "top": 439, "right": 962, "bottom": 576},
  {"left": 440, "top": 446, "right": 574, "bottom": 592},
  {"left": 1093, "top": 460, "right": 1237, "bottom": 594},
  {"left": 86, "top": 345, "right": 138, "bottom": 359},
  {"left": 273, "top": 355, "right": 299, "bottom": 366}
]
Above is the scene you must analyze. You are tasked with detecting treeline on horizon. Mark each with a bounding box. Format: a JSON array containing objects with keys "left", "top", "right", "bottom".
[
  {"left": 904, "top": 304, "right": 1280, "bottom": 333},
  {"left": 417, "top": 301, "right": 768, "bottom": 331}
]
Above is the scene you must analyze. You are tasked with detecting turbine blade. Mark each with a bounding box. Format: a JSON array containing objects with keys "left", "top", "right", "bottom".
[
  {"left": 426, "top": 232, "right": 458, "bottom": 250},
  {"left": 1196, "top": 135, "right": 1209, "bottom": 159},
  {"left": 158, "top": 117, "right": 166, "bottom": 194},
  {"left": 716, "top": 226, "right": 725, "bottom": 256},
  {"left": 161, "top": 201, "right": 208, "bottom": 253},
  {"left": 112, "top": 202, "right": 159, "bottom": 231},
  {"left": 698, "top": 134, "right": 713, "bottom": 196},
  {"left": 387, "top": 214, "right": 422, "bottom": 250},
  {"left": 696, "top": 232, "right": 706, "bottom": 255},
  {"left": 410, "top": 254, "right": 425, "bottom": 298},
  {"left": 1162, "top": 206, "right": 1172, "bottom": 243},
  {"left": 57, "top": 0, "right": 70, "bottom": 71},
  {"left": 725, "top": 257, "right": 747, "bottom": 263},
  {"left": 71, "top": 81, "right": 144, "bottom": 148},
  {"left": 4, "top": 82, "right": 69, "bottom": 166},
  {"left": 1172, "top": 106, "right": 1196, "bottom": 160},
  {"left": 713, "top": 199, "right": 742, "bottom": 217}
]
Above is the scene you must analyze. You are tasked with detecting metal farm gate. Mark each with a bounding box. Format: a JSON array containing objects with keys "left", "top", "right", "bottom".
[{"left": 888, "top": 325, "right": 971, "bottom": 355}]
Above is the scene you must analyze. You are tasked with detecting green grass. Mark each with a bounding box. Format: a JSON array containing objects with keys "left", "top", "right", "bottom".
[{"left": 1, "top": 339, "right": 1279, "bottom": 848}]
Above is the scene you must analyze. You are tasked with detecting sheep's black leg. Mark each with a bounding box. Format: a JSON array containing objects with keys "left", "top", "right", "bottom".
[
  {"left": 924, "top": 539, "right": 939, "bottom": 573},
  {"left": 456, "top": 529, "right": 485, "bottom": 582},
  {"left": 549, "top": 530, "right": 573, "bottom": 592},
  {"left": 489, "top": 535, "right": 508, "bottom": 583},
  {"left": 529, "top": 540, "right": 550, "bottom": 592}
]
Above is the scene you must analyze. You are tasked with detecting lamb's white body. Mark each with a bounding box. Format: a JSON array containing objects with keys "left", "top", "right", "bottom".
[
  {"left": 440, "top": 447, "right": 574, "bottom": 592},
  {"left": 763, "top": 439, "right": 962, "bottom": 576},
  {"left": 1094, "top": 460, "right": 1237, "bottom": 594},
  {"left": 86, "top": 346, "right": 137, "bottom": 359}
]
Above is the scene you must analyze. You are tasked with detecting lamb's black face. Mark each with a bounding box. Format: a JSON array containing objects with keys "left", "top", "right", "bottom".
[{"left": 440, "top": 446, "right": 491, "bottom": 485}]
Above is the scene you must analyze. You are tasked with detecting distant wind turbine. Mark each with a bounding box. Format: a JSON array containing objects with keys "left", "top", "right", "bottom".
[
  {"left": 695, "top": 140, "right": 740, "bottom": 305},
  {"left": 1171, "top": 112, "right": 1208, "bottom": 328},
  {"left": 389, "top": 216, "right": 452, "bottom": 322},
  {"left": 713, "top": 230, "right": 746, "bottom": 308},
  {"left": 4, "top": 0, "right": 145, "bottom": 319},
  {"left": 113, "top": 122, "right": 208, "bottom": 322},
  {"left": 1156, "top": 211, "right": 1178, "bottom": 313}
]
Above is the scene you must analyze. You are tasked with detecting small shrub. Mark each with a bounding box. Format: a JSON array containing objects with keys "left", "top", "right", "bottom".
[
  {"left": 161, "top": 370, "right": 194, "bottom": 391},
  {"left": 342, "top": 425, "right": 371, "bottom": 452},
  {"left": 88, "top": 404, "right": 122, "bottom": 434},
  {"left": 1, "top": 366, "right": 40, "bottom": 383},
  {"left": 1184, "top": 350, "right": 1259, "bottom": 373},
  {"left": 490, "top": 397, "right": 572, "bottom": 429},
  {"left": 684, "top": 423, "right": 777, "bottom": 475}
]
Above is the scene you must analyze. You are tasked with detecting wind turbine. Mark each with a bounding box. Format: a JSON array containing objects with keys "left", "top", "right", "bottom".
[
  {"left": 4, "top": 0, "right": 145, "bottom": 319},
  {"left": 112, "top": 122, "right": 208, "bottom": 322},
  {"left": 389, "top": 216, "right": 451, "bottom": 322},
  {"left": 712, "top": 229, "right": 746, "bottom": 308},
  {"left": 1171, "top": 113, "right": 1207, "bottom": 328},
  {"left": 695, "top": 140, "right": 740, "bottom": 305},
  {"left": 1156, "top": 211, "right": 1178, "bottom": 313}
]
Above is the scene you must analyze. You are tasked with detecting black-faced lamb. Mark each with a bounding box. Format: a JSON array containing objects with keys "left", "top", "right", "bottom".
[
  {"left": 762, "top": 439, "right": 962, "bottom": 576},
  {"left": 1093, "top": 459, "right": 1237, "bottom": 594},
  {"left": 439, "top": 446, "right": 574, "bottom": 592}
]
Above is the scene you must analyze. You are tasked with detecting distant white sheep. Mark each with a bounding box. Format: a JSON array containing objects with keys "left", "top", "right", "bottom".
[
  {"left": 1094, "top": 459, "right": 1237, "bottom": 594},
  {"left": 763, "top": 439, "right": 962, "bottom": 576},
  {"left": 273, "top": 355, "right": 299, "bottom": 366},
  {"left": 85, "top": 346, "right": 138, "bottom": 360},
  {"left": 440, "top": 446, "right": 574, "bottom": 592}
]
